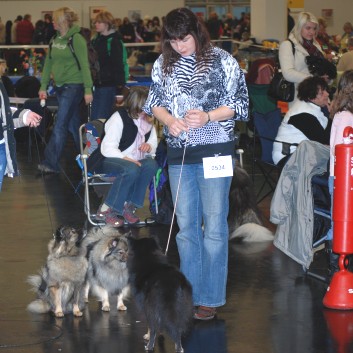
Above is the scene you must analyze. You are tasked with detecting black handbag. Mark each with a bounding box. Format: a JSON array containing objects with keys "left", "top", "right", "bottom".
[
  {"left": 267, "top": 71, "right": 295, "bottom": 102},
  {"left": 268, "top": 39, "right": 296, "bottom": 102}
]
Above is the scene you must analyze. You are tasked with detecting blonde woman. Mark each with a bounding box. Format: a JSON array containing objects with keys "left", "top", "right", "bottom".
[
  {"left": 279, "top": 12, "right": 324, "bottom": 105},
  {"left": 38, "top": 7, "right": 93, "bottom": 173}
]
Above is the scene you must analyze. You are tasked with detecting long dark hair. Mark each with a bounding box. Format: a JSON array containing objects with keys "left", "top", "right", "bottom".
[
  {"left": 330, "top": 70, "right": 353, "bottom": 118},
  {"left": 161, "top": 8, "right": 211, "bottom": 75}
]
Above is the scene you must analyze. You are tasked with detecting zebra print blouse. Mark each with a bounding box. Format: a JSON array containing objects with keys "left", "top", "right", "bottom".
[{"left": 143, "top": 46, "right": 249, "bottom": 150}]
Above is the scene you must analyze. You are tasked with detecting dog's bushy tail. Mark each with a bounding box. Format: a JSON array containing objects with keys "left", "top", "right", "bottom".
[
  {"left": 27, "top": 269, "right": 51, "bottom": 314},
  {"left": 229, "top": 223, "right": 274, "bottom": 242},
  {"left": 27, "top": 299, "right": 51, "bottom": 314}
]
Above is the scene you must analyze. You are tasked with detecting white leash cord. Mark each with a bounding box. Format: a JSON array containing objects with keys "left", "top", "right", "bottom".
[{"left": 164, "top": 135, "right": 188, "bottom": 255}]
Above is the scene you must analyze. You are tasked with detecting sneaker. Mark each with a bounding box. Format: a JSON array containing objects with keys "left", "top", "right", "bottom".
[
  {"left": 38, "top": 163, "right": 59, "bottom": 174},
  {"left": 122, "top": 202, "right": 140, "bottom": 224},
  {"left": 96, "top": 206, "right": 124, "bottom": 228}
]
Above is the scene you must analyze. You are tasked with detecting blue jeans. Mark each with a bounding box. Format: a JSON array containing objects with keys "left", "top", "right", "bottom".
[
  {"left": 96, "top": 157, "right": 158, "bottom": 214},
  {"left": 0, "top": 143, "right": 7, "bottom": 191},
  {"left": 42, "top": 84, "right": 84, "bottom": 171},
  {"left": 91, "top": 86, "right": 116, "bottom": 120},
  {"left": 168, "top": 163, "right": 232, "bottom": 307}
]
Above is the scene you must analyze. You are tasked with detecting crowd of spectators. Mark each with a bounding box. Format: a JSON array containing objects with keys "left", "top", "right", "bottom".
[
  {"left": 5, "top": 9, "right": 353, "bottom": 79},
  {"left": 1, "top": 11, "right": 251, "bottom": 47},
  {"left": 3, "top": 13, "right": 55, "bottom": 45}
]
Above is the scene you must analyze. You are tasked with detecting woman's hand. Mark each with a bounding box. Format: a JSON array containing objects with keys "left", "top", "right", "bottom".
[
  {"left": 85, "top": 94, "right": 93, "bottom": 105},
  {"left": 39, "top": 90, "right": 47, "bottom": 100},
  {"left": 184, "top": 109, "right": 209, "bottom": 128},
  {"left": 123, "top": 156, "right": 141, "bottom": 167},
  {"left": 26, "top": 111, "right": 42, "bottom": 127},
  {"left": 167, "top": 117, "right": 188, "bottom": 137},
  {"left": 139, "top": 143, "right": 151, "bottom": 153}
]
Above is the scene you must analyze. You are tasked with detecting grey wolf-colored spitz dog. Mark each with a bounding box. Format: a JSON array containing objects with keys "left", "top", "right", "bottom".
[
  {"left": 127, "top": 236, "right": 193, "bottom": 353},
  {"left": 84, "top": 226, "right": 129, "bottom": 312},
  {"left": 228, "top": 165, "right": 274, "bottom": 242},
  {"left": 27, "top": 226, "right": 88, "bottom": 317}
]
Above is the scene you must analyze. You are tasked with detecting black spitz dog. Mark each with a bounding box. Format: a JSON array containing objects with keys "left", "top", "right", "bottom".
[{"left": 127, "top": 237, "right": 193, "bottom": 353}]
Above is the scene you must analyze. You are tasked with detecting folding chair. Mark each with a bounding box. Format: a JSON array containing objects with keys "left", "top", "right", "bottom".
[
  {"left": 252, "top": 108, "right": 286, "bottom": 203},
  {"left": 247, "top": 82, "right": 298, "bottom": 203},
  {"left": 77, "top": 119, "right": 113, "bottom": 226},
  {"left": 77, "top": 120, "right": 157, "bottom": 227},
  {"left": 305, "top": 171, "right": 332, "bottom": 282},
  {"left": 271, "top": 141, "right": 331, "bottom": 281}
]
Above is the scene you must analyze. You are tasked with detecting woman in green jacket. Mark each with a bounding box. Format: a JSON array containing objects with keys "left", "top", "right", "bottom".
[{"left": 38, "top": 7, "right": 93, "bottom": 173}]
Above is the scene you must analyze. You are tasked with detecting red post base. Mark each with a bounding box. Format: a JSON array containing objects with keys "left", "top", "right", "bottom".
[{"left": 323, "top": 269, "right": 353, "bottom": 310}]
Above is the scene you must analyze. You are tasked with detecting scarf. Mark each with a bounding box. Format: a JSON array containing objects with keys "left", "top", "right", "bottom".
[
  {"left": 132, "top": 113, "right": 153, "bottom": 160},
  {"left": 302, "top": 39, "right": 324, "bottom": 58}
]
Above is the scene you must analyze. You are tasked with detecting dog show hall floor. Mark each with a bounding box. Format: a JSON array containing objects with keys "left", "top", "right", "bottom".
[{"left": 0, "top": 137, "right": 348, "bottom": 353}]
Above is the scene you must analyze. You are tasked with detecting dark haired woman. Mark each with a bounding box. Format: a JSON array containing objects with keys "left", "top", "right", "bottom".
[
  {"left": 272, "top": 76, "right": 331, "bottom": 166},
  {"left": 144, "top": 7, "right": 248, "bottom": 320}
]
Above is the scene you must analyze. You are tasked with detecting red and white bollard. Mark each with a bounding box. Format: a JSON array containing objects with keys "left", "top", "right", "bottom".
[{"left": 323, "top": 126, "right": 353, "bottom": 309}]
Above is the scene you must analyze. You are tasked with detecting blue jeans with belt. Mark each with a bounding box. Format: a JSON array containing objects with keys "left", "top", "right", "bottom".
[
  {"left": 168, "top": 163, "right": 232, "bottom": 307},
  {"left": 0, "top": 142, "right": 7, "bottom": 191},
  {"left": 42, "top": 84, "right": 84, "bottom": 172},
  {"left": 95, "top": 157, "right": 158, "bottom": 214}
]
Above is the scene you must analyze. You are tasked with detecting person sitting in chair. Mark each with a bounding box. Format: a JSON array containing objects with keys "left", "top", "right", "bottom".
[
  {"left": 272, "top": 76, "right": 332, "bottom": 166},
  {"left": 86, "top": 86, "right": 158, "bottom": 227}
]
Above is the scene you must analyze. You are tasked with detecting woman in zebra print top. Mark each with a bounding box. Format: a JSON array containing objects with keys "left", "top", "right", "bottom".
[{"left": 144, "top": 7, "right": 249, "bottom": 320}]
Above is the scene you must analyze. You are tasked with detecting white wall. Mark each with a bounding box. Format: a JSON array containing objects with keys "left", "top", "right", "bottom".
[
  {"left": 251, "top": 0, "right": 287, "bottom": 42},
  {"left": 304, "top": 0, "right": 353, "bottom": 36},
  {"left": 0, "top": 0, "right": 183, "bottom": 27}
]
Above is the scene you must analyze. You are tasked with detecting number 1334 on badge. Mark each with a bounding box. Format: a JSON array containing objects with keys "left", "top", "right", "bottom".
[{"left": 202, "top": 155, "right": 233, "bottom": 179}]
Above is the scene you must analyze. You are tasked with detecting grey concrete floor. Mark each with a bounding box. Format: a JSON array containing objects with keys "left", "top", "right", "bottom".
[{"left": 0, "top": 132, "right": 346, "bottom": 353}]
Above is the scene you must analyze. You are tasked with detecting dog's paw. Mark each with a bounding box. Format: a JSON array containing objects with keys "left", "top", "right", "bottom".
[
  {"left": 54, "top": 311, "right": 64, "bottom": 318},
  {"left": 144, "top": 343, "right": 154, "bottom": 352},
  {"left": 73, "top": 309, "right": 83, "bottom": 317},
  {"left": 143, "top": 332, "right": 150, "bottom": 341},
  {"left": 101, "top": 305, "right": 110, "bottom": 312},
  {"left": 117, "top": 303, "right": 127, "bottom": 311}
]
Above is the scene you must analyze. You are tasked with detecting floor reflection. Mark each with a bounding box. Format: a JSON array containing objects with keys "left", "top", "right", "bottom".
[{"left": 0, "top": 140, "right": 349, "bottom": 353}]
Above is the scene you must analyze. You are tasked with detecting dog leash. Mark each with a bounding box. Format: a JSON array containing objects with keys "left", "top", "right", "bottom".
[
  {"left": 32, "top": 112, "right": 86, "bottom": 237},
  {"left": 164, "top": 133, "right": 188, "bottom": 255}
]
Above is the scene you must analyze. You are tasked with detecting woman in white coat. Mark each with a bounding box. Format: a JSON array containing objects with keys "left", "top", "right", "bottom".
[{"left": 279, "top": 12, "right": 324, "bottom": 106}]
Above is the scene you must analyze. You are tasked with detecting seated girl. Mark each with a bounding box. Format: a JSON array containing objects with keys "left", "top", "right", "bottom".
[{"left": 87, "top": 86, "right": 158, "bottom": 226}]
